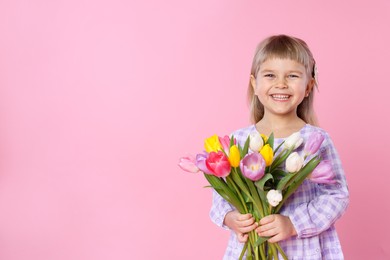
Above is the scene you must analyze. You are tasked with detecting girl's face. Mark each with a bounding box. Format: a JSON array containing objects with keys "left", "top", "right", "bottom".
[{"left": 251, "top": 58, "right": 313, "bottom": 119}]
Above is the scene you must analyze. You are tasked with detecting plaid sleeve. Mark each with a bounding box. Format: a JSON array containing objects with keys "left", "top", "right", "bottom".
[
  {"left": 289, "top": 132, "right": 349, "bottom": 238},
  {"left": 209, "top": 189, "right": 234, "bottom": 230}
]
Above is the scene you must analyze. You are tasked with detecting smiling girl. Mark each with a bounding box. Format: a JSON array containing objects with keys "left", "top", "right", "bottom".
[{"left": 210, "top": 35, "right": 349, "bottom": 259}]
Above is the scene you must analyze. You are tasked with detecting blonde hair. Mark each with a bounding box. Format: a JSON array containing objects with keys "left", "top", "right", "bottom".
[{"left": 248, "top": 35, "right": 319, "bottom": 126}]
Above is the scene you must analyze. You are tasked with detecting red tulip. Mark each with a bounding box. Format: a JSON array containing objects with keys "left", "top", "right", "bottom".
[{"left": 205, "top": 151, "right": 231, "bottom": 177}]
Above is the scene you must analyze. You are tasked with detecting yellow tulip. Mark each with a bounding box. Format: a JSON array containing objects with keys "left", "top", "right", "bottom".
[
  {"left": 204, "top": 134, "right": 222, "bottom": 153},
  {"left": 260, "top": 144, "right": 273, "bottom": 166},
  {"left": 261, "top": 134, "right": 268, "bottom": 143},
  {"left": 229, "top": 145, "right": 240, "bottom": 167}
]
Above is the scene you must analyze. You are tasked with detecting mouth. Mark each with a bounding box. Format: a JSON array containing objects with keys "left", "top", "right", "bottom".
[{"left": 270, "top": 94, "right": 291, "bottom": 101}]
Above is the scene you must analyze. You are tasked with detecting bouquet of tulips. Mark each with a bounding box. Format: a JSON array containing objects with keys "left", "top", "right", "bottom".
[{"left": 179, "top": 131, "right": 335, "bottom": 260}]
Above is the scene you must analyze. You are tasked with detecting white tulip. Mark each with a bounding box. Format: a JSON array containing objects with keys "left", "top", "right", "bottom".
[
  {"left": 267, "top": 189, "right": 283, "bottom": 207},
  {"left": 284, "top": 132, "right": 303, "bottom": 150},
  {"left": 286, "top": 152, "right": 304, "bottom": 173},
  {"left": 249, "top": 132, "right": 264, "bottom": 152}
]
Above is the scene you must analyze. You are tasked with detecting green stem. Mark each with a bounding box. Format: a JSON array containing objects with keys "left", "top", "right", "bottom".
[
  {"left": 269, "top": 244, "right": 279, "bottom": 260},
  {"left": 274, "top": 243, "right": 288, "bottom": 260},
  {"left": 226, "top": 175, "right": 248, "bottom": 213},
  {"left": 260, "top": 243, "right": 266, "bottom": 259},
  {"left": 239, "top": 242, "right": 248, "bottom": 260}
]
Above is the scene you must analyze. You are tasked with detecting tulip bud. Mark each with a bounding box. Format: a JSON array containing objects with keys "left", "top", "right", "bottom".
[
  {"left": 240, "top": 152, "right": 266, "bottom": 181},
  {"left": 219, "top": 135, "right": 231, "bottom": 155},
  {"left": 284, "top": 132, "right": 303, "bottom": 150},
  {"left": 261, "top": 134, "right": 268, "bottom": 143},
  {"left": 178, "top": 156, "right": 199, "bottom": 173},
  {"left": 260, "top": 144, "right": 273, "bottom": 166},
  {"left": 228, "top": 145, "right": 240, "bottom": 167},
  {"left": 205, "top": 151, "right": 231, "bottom": 177},
  {"left": 304, "top": 132, "right": 325, "bottom": 156},
  {"left": 285, "top": 152, "right": 304, "bottom": 172},
  {"left": 204, "top": 135, "right": 222, "bottom": 153},
  {"left": 195, "top": 153, "right": 212, "bottom": 175},
  {"left": 309, "top": 160, "right": 336, "bottom": 184},
  {"left": 249, "top": 132, "right": 264, "bottom": 152},
  {"left": 267, "top": 189, "right": 283, "bottom": 207}
]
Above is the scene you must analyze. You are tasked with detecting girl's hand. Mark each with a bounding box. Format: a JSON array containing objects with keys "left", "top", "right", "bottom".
[
  {"left": 256, "top": 214, "right": 297, "bottom": 243},
  {"left": 224, "top": 210, "right": 258, "bottom": 243}
]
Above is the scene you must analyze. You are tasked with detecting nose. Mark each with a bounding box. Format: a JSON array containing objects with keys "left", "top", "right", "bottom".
[{"left": 275, "top": 77, "right": 288, "bottom": 88}]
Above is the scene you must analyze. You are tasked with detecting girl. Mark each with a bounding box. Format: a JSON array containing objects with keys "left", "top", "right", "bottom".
[{"left": 210, "top": 35, "right": 349, "bottom": 259}]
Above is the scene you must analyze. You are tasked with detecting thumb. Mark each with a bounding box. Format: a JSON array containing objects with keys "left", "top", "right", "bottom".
[{"left": 236, "top": 232, "right": 248, "bottom": 243}]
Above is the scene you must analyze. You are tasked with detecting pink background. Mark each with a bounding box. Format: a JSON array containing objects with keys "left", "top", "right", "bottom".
[{"left": 1, "top": 0, "right": 389, "bottom": 259}]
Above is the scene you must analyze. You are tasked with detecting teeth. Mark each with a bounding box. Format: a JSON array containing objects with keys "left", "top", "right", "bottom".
[{"left": 272, "top": 94, "right": 290, "bottom": 100}]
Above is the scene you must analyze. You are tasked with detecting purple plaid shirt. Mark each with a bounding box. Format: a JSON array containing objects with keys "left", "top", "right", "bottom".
[{"left": 210, "top": 124, "right": 349, "bottom": 259}]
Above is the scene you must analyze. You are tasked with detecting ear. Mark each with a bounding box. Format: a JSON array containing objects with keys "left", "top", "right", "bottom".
[
  {"left": 305, "top": 78, "right": 315, "bottom": 97},
  {"left": 250, "top": 75, "right": 257, "bottom": 92}
]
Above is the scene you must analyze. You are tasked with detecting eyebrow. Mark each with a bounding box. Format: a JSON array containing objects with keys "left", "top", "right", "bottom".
[{"left": 259, "top": 69, "right": 304, "bottom": 74}]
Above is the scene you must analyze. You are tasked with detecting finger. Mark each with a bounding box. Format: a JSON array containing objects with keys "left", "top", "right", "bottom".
[
  {"left": 237, "top": 217, "right": 256, "bottom": 227},
  {"left": 256, "top": 222, "right": 275, "bottom": 233},
  {"left": 268, "top": 233, "right": 283, "bottom": 243},
  {"left": 238, "top": 222, "right": 258, "bottom": 233},
  {"left": 258, "top": 226, "right": 278, "bottom": 238},
  {"left": 259, "top": 215, "right": 275, "bottom": 225},
  {"left": 237, "top": 213, "right": 252, "bottom": 221}
]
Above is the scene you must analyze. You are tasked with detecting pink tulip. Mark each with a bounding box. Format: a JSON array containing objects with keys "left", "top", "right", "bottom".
[
  {"left": 240, "top": 152, "right": 266, "bottom": 181},
  {"left": 178, "top": 156, "right": 199, "bottom": 173},
  {"left": 195, "top": 153, "right": 213, "bottom": 175},
  {"left": 309, "top": 160, "right": 336, "bottom": 184},
  {"left": 205, "top": 151, "right": 231, "bottom": 177},
  {"left": 304, "top": 132, "right": 325, "bottom": 156},
  {"left": 219, "top": 135, "right": 231, "bottom": 154}
]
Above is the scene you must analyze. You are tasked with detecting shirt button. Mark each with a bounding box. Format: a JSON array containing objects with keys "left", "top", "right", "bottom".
[{"left": 327, "top": 214, "right": 332, "bottom": 219}]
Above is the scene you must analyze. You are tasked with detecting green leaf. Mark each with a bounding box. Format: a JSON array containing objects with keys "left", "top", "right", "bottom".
[
  {"left": 238, "top": 145, "right": 243, "bottom": 158},
  {"left": 276, "top": 173, "right": 295, "bottom": 191},
  {"left": 203, "top": 185, "right": 213, "bottom": 188},
  {"left": 255, "top": 173, "right": 273, "bottom": 191},
  {"left": 230, "top": 134, "right": 235, "bottom": 147},
  {"left": 270, "top": 147, "right": 294, "bottom": 171},
  {"left": 254, "top": 236, "right": 269, "bottom": 247},
  {"left": 242, "top": 136, "right": 250, "bottom": 156},
  {"left": 230, "top": 170, "right": 250, "bottom": 195},
  {"left": 271, "top": 169, "right": 287, "bottom": 180},
  {"left": 274, "top": 140, "right": 285, "bottom": 153},
  {"left": 267, "top": 133, "right": 274, "bottom": 149}
]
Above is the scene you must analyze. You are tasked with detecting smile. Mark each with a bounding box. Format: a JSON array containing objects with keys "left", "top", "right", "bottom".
[{"left": 271, "top": 94, "right": 291, "bottom": 101}]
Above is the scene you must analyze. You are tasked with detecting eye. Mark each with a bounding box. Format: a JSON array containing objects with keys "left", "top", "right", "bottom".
[
  {"left": 288, "top": 74, "right": 299, "bottom": 78},
  {"left": 264, "top": 73, "right": 275, "bottom": 78}
]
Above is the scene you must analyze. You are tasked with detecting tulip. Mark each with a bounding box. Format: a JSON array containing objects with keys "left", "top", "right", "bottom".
[
  {"left": 249, "top": 132, "right": 264, "bottom": 152},
  {"left": 285, "top": 152, "right": 304, "bottom": 173},
  {"left": 267, "top": 189, "right": 283, "bottom": 207},
  {"left": 195, "top": 153, "right": 213, "bottom": 175},
  {"left": 178, "top": 155, "right": 199, "bottom": 173},
  {"left": 240, "top": 152, "right": 266, "bottom": 181},
  {"left": 205, "top": 151, "right": 231, "bottom": 177},
  {"left": 219, "top": 135, "right": 231, "bottom": 154},
  {"left": 229, "top": 145, "right": 240, "bottom": 167},
  {"left": 284, "top": 132, "right": 303, "bottom": 150},
  {"left": 261, "top": 134, "right": 268, "bottom": 143},
  {"left": 260, "top": 144, "right": 273, "bottom": 166},
  {"left": 309, "top": 160, "right": 336, "bottom": 184},
  {"left": 204, "top": 135, "right": 222, "bottom": 153},
  {"left": 304, "top": 131, "right": 325, "bottom": 156}
]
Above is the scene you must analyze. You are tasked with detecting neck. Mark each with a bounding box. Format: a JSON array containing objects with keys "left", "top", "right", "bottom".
[{"left": 256, "top": 113, "right": 306, "bottom": 138}]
